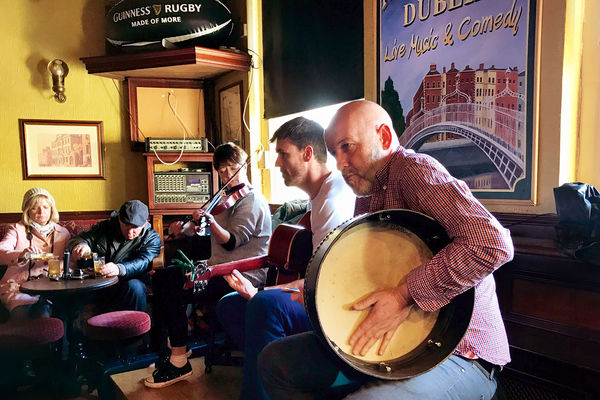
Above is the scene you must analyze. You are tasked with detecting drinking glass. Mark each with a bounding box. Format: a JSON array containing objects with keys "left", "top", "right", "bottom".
[
  {"left": 93, "top": 254, "right": 105, "bottom": 277},
  {"left": 48, "top": 256, "right": 63, "bottom": 280}
]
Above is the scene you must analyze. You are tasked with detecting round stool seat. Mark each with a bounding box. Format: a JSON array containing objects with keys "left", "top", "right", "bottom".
[
  {"left": 86, "top": 311, "right": 150, "bottom": 341},
  {"left": 0, "top": 317, "right": 64, "bottom": 349}
]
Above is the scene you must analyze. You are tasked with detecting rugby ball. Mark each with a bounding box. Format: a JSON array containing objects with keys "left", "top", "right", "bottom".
[{"left": 106, "top": 0, "right": 233, "bottom": 49}]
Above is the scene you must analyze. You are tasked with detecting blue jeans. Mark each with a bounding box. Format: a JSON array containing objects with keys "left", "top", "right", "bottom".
[
  {"left": 108, "top": 278, "right": 147, "bottom": 312},
  {"left": 10, "top": 301, "right": 51, "bottom": 320},
  {"left": 258, "top": 331, "right": 498, "bottom": 400},
  {"left": 216, "top": 289, "right": 312, "bottom": 400}
]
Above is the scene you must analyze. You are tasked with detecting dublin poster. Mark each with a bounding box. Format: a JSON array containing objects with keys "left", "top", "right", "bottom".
[{"left": 380, "top": 0, "right": 537, "bottom": 201}]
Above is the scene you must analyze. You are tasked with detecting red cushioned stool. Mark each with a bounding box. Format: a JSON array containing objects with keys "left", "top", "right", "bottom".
[
  {"left": 0, "top": 318, "right": 65, "bottom": 391},
  {"left": 86, "top": 311, "right": 151, "bottom": 341},
  {"left": 84, "top": 311, "right": 152, "bottom": 399},
  {"left": 0, "top": 317, "right": 64, "bottom": 350}
]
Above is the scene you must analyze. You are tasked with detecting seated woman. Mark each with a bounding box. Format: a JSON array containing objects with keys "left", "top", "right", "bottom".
[
  {"left": 0, "top": 188, "right": 70, "bottom": 320},
  {"left": 145, "top": 142, "right": 272, "bottom": 388}
]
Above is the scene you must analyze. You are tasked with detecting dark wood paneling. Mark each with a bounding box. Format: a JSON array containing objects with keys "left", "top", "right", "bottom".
[
  {"left": 492, "top": 212, "right": 600, "bottom": 399},
  {"left": 0, "top": 210, "right": 112, "bottom": 224}
]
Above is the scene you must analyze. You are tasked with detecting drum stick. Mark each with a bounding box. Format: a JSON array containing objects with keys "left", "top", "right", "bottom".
[{"left": 281, "top": 287, "right": 300, "bottom": 293}]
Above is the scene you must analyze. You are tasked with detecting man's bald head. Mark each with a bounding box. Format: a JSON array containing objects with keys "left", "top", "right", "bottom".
[{"left": 324, "top": 100, "right": 399, "bottom": 196}]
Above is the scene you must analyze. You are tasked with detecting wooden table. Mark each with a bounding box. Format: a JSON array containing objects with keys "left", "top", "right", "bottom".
[
  {"left": 20, "top": 275, "right": 118, "bottom": 297},
  {"left": 20, "top": 275, "right": 120, "bottom": 389}
]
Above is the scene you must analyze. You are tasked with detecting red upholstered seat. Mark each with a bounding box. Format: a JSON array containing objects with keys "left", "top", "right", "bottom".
[
  {"left": 0, "top": 317, "right": 64, "bottom": 348},
  {"left": 86, "top": 311, "right": 151, "bottom": 341}
]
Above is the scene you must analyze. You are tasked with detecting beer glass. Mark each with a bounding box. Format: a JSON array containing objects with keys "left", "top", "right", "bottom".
[
  {"left": 48, "top": 256, "right": 62, "bottom": 280},
  {"left": 93, "top": 254, "right": 105, "bottom": 277}
]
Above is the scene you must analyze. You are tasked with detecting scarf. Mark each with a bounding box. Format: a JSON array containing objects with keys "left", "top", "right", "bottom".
[{"left": 29, "top": 221, "right": 55, "bottom": 238}]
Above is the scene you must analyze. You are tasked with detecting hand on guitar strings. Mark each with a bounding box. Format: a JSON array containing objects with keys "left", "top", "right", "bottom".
[
  {"left": 224, "top": 269, "right": 259, "bottom": 299},
  {"left": 285, "top": 279, "right": 305, "bottom": 306},
  {"left": 348, "top": 283, "right": 414, "bottom": 357}
]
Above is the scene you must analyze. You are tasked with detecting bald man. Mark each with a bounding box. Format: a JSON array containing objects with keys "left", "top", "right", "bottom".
[{"left": 258, "top": 100, "right": 514, "bottom": 400}]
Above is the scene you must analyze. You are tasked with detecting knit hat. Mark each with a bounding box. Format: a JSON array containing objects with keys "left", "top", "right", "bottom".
[
  {"left": 118, "top": 200, "right": 149, "bottom": 227},
  {"left": 22, "top": 187, "right": 56, "bottom": 211}
]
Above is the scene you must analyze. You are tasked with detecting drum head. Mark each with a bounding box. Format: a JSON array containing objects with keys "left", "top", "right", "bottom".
[{"left": 304, "top": 209, "right": 474, "bottom": 380}]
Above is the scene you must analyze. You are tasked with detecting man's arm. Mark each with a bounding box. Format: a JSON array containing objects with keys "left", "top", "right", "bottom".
[
  {"left": 66, "top": 220, "right": 107, "bottom": 259},
  {"left": 347, "top": 155, "right": 513, "bottom": 356},
  {"left": 402, "top": 158, "right": 514, "bottom": 311},
  {"left": 116, "top": 228, "right": 161, "bottom": 277}
]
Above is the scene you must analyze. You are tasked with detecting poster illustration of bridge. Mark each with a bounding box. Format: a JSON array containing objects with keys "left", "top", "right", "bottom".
[{"left": 380, "top": 0, "right": 537, "bottom": 201}]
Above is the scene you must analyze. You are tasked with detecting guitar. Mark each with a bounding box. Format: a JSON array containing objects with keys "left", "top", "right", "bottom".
[{"left": 187, "top": 212, "right": 313, "bottom": 292}]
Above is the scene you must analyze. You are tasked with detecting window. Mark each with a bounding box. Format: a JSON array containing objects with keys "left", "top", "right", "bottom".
[{"left": 267, "top": 101, "right": 349, "bottom": 204}]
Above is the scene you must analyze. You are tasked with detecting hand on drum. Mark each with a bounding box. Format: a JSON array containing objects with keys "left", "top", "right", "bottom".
[
  {"left": 224, "top": 269, "right": 258, "bottom": 299},
  {"left": 349, "top": 284, "right": 413, "bottom": 357}
]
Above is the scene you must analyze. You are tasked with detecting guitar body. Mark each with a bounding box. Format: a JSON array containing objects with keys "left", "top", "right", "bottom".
[{"left": 193, "top": 212, "right": 313, "bottom": 287}]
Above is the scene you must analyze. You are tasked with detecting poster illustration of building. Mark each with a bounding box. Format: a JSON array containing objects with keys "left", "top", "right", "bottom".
[{"left": 380, "top": 0, "right": 536, "bottom": 200}]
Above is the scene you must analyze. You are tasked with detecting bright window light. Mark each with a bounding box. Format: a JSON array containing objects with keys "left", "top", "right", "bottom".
[{"left": 267, "top": 101, "right": 351, "bottom": 204}]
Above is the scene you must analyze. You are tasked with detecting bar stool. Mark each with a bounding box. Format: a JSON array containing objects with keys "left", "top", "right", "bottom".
[
  {"left": 0, "top": 317, "right": 65, "bottom": 390},
  {"left": 0, "top": 317, "right": 64, "bottom": 348},
  {"left": 86, "top": 310, "right": 151, "bottom": 342},
  {"left": 85, "top": 311, "right": 151, "bottom": 399}
]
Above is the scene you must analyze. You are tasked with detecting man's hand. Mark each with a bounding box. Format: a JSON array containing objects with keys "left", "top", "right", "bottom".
[
  {"left": 348, "top": 284, "right": 413, "bottom": 357},
  {"left": 224, "top": 269, "right": 258, "bottom": 299},
  {"left": 287, "top": 279, "right": 305, "bottom": 306},
  {"left": 71, "top": 243, "right": 92, "bottom": 260},
  {"left": 98, "top": 262, "right": 120, "bottom": 277}
]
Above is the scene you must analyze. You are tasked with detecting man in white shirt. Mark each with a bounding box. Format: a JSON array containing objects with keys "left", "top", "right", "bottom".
[{"left": 216, "top": 117, "right": 355, "bottom": 400}]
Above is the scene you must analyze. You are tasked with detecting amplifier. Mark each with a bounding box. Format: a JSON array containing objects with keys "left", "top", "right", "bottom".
[
  {"left": 145, "top": 137, "right": 209, "bottom": 153},
  {"left": 153, "top": 171, "right": 212, "bottom": 205}
]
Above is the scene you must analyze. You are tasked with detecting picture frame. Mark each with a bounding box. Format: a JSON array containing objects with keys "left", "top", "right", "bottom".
[
  {"left": 219, "top": 81, "right": 245, "bottom": 148},
  {"left": 378, "top": 0, "right": 540, "bottom": 205},
  {"left": 19, "top": 119, "right": 105, "bottom": 179}
]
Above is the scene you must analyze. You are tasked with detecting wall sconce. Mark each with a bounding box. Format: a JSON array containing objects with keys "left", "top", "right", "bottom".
[{"left": 47, "top": 59, "right": 69, "bottom": 103}]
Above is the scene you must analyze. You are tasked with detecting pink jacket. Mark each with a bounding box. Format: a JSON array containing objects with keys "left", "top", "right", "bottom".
[{"left": 0, "top": 222, "right": 70, "bottom": 311}]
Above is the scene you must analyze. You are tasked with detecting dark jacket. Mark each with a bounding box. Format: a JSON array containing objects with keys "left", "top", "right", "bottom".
[{"left": 67, "top": 216, "right": 161, "bottom": 279}]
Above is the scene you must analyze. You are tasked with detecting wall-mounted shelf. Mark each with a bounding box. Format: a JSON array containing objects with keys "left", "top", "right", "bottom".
[{"left": 80, "top": 46, "right": 251, "bottom": 80}]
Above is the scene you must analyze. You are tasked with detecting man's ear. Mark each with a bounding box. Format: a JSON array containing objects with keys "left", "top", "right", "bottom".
[
  {"left": 377, "top": 124, "right": 393, "bottom": 150},
  {"left": 303, "top": 146, "right": 313, "bottom": 161}
]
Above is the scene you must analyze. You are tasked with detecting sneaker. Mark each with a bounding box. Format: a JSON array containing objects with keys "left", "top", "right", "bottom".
[
  {"left": 144, "top": 360, "right": 193, "bottom": 388},
  {"left": 155, "top": 348, "right": 193, "bottom": 370}
]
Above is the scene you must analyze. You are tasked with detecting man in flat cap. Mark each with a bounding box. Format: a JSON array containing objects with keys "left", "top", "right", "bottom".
[{"left": 67, "top": 200, "right": 161, "bottom": 311}]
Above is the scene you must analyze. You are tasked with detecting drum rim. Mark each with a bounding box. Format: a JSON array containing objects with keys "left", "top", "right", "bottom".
[{"left": 304, "top": 209, "right": 475, "bottom": 380}]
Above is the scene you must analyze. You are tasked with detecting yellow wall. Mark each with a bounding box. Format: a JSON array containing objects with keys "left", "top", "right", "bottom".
[
  {"left": 0, "top": 1, "right": 147, "bottom": 214},
  {"left": 577, "top": 0, "right": 600, "bottom": 186},
  {"left": 2, "top": 1, "right": 596, "bottom": 216}
]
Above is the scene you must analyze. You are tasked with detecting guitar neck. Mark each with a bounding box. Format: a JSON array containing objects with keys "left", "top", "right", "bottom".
[{"left": 196, "top": 255, "right": 268, "bottom": 281}]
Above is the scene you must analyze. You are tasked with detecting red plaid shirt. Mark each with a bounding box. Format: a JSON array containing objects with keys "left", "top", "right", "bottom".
[{"left": 354, "top": 147, "right": 513, "bottom": 366}]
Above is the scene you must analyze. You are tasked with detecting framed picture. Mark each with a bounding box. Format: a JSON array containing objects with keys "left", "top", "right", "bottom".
[
  {"left": 219, "top": 81, "right": 244, "bottom": 148},
  {"left": 19, "top": 119, "right": 105, "bottom": 179},
  {"left": 379, "top": 0, "right": 540, "bottom": 205}
]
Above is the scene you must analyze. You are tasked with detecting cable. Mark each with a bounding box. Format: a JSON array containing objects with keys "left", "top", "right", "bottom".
[
  {"left": 111, "top": 80, "right": 215, "bottom": 165},
  {"left": 111, "top": 79, "right": 147, "bottom": 140},
  {"left": 241, "top": 48, "right": 262, "bottom": 140},
  {"left": 150, "top": 92, "right": 187, "bottom": 165}
]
